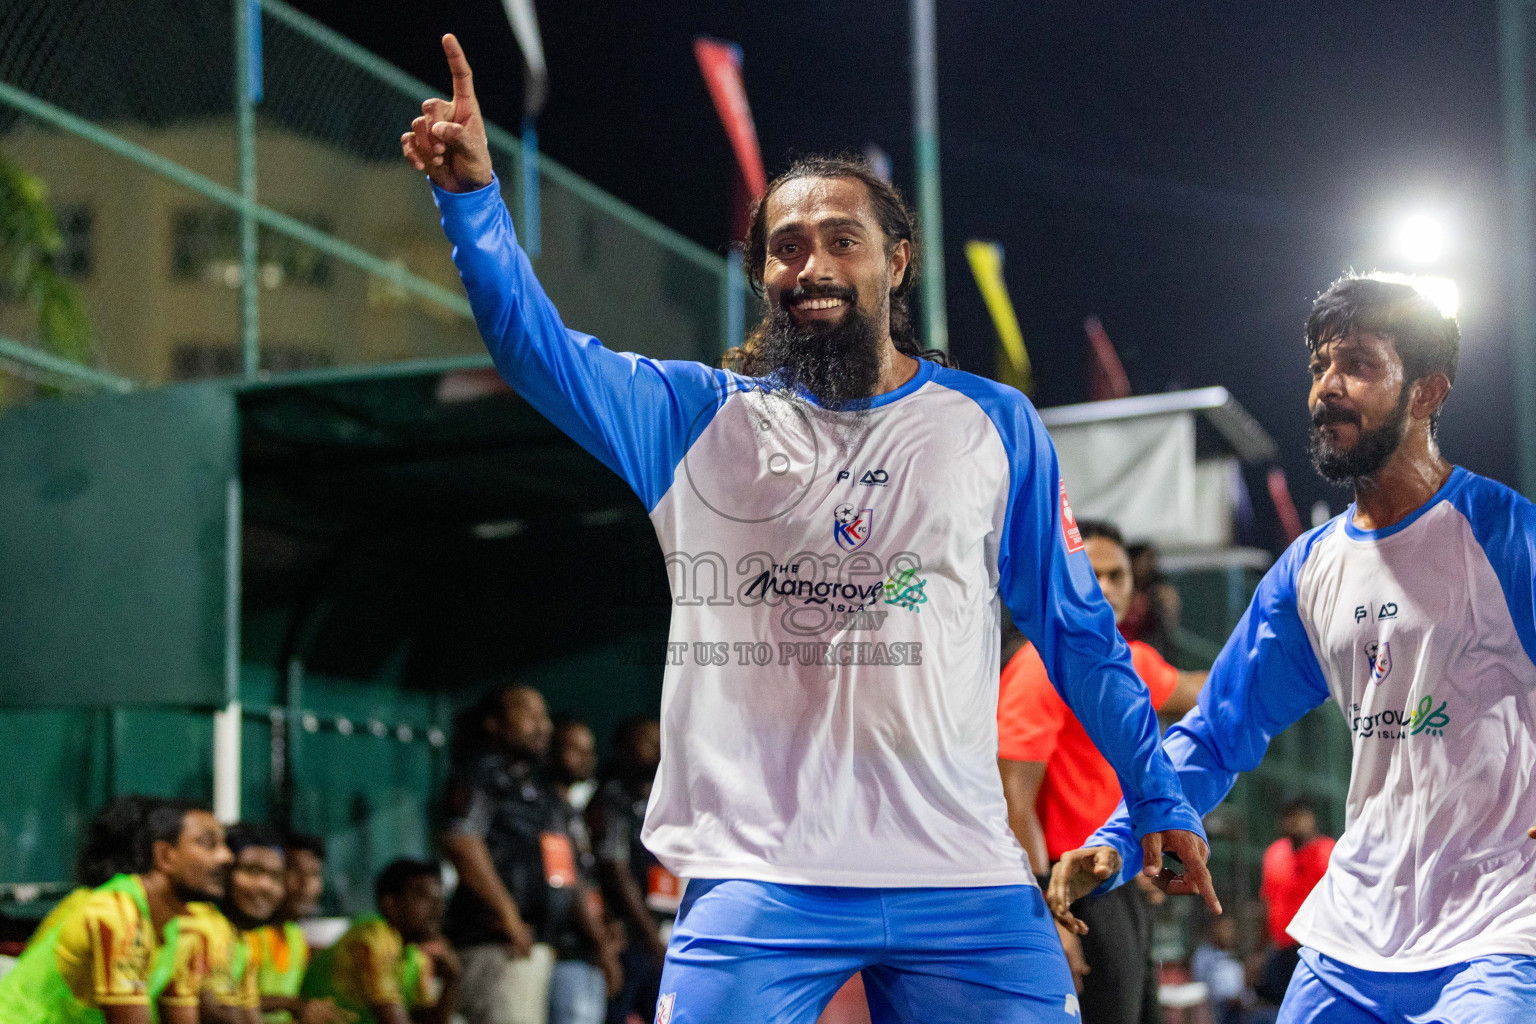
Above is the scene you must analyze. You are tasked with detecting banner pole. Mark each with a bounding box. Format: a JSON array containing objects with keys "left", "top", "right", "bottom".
[{"left": 911, "top": 0, "right": 948, "bottom": 354}]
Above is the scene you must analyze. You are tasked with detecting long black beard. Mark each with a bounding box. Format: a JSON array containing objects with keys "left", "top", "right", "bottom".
[
  {"left": 754, "top": 290, "right": 883, "bottom": 412},
  {"left": 1309, "top": 389, "right": 1411, "bottom": 483}
]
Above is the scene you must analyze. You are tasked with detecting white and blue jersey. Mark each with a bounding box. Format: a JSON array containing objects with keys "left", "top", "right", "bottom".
[
  {"left": 434, "top": 177, "right": 1203, "bottom": 891},
  {"left": 1087, "top": 466, "right": 1536, "bottom": 972}
]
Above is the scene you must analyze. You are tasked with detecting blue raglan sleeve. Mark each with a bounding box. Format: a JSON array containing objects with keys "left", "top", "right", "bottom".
[
  {"left": 1082, "top": 526, "right": 1334, "bottom": 889},
  {"left": 433, "top": 177, "right": 732, "bottom": 511},
  {"left": 995, "top": 396, "right": 1206, "bottom": 849},
  {"left": 1454, "top": 475, "right": 1536, "bottom": 670}
]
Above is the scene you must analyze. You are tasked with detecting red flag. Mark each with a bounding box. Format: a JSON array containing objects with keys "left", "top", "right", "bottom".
[
  {"left": 1084, "top": 316, "right": 1131, "bottom": 401},
  {"left": 1267, "top": 466, "right": 1305, "bottom": 544},
  {"left": 694, "top": 38, "right": 767, "bottom": 201}
]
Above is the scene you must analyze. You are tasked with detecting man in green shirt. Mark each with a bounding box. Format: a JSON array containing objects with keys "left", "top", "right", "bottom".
[
  {"left": 303, "top": 861, "right": 459, "bottom": 1024},
  {"left": 252, "top": 833, "right": 336, "bottom": 1024}
]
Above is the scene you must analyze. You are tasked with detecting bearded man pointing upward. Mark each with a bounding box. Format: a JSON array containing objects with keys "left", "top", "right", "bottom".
[{"left": 404, "top": 34, "right": 1213, "bottom": 1024}]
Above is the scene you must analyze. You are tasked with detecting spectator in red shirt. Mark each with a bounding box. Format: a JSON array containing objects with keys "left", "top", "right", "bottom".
[
  {"left": 997, "top": 521, "right": 1204, "bottom": 1023},
  {"left": 1255, "top": 798, "right": 1335, "bottom": 1006}
]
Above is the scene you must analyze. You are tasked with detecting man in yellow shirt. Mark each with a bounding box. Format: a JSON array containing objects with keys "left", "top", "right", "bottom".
[
  {"left": 27, "top": 797, "right": 162, "bottom": 952},
  {"left": 303, "top": 861, "right": 459, "bottom": 1024},
  {"left": 0, "top": 799, "right": 232, "bottom": 1024}
]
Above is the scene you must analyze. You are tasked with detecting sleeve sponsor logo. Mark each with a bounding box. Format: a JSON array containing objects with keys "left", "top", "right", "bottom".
[{"left": 1060, "top": 480, "right": 1084, "bottom": 554}]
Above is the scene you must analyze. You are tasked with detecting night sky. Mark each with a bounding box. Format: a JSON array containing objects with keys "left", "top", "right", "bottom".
[{"left": 290, "top": 0, "right": 1515, "bottom": 551}]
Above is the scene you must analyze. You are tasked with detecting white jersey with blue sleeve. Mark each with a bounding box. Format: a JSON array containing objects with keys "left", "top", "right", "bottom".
[
  {"left": 435, "top": 178, "right": 1203, "bottom": 888},
  {"left": 1085, "top": 466, "right": 1536, "bottom": 971}
]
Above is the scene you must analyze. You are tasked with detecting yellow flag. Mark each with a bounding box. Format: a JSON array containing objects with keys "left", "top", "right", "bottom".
[{"left": 964, "top": 241, "right": 1032, "bottom": 395}]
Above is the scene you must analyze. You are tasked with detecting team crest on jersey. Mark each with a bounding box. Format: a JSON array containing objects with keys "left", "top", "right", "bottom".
[
  {"left": 1059, "top": 480, "right": 1084, "bottom": 553},
  {"left": 1365, "top": 641, "right": 1392, "bottom": 683},
  {"left": 833, "top": 503, "right": 873, "bottom": 551},
  {"left": 655, "top": 992, "right": 675, "bottom": 1024}
]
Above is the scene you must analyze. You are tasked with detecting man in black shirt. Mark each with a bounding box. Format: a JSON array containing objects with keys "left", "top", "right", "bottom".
[
  {"left": 548, "top": 718, "right": 620, "bottom": 1024},
  {"left": 587, "top": 718, "right": 667, "bottom": 1024},
  {"left": 442, "top": 684, "right": 559, "bottom": 1024}
]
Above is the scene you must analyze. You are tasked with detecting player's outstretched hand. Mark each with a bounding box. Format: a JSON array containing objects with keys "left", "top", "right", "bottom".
[
  {"left": 401, "top": 34, "right": 493, "bottom": 194},
  {"left": 1046, "top": 846, "right": 1119, "bottom": 935},
  {"left": 1140, "top": 828, "right": 1222, "bottom": 916}
]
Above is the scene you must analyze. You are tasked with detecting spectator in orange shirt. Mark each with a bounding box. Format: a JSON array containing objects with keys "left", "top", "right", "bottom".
[
  {"left": 997, "top": 521, "right": 1204, "bottom": 1024},
  {"left": 1254, "top": 798, "right": 1335, "bottom": 1007}
]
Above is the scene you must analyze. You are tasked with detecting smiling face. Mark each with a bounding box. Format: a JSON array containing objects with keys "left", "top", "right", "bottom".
[
  {"left": 762, "top": 176, "right": 908, "bottom": 334},
  {"left": 748, "top": 175, "right": 912, "bottom": 408},
  {"left": 229, "top": 845, "right": 286, "bottom": 926},
  {"left": 281, "top": 848, "right": 325, "bottom": 920},
  {"left": 1307, "top": 330, "right": 1413, "bottom": 482}
]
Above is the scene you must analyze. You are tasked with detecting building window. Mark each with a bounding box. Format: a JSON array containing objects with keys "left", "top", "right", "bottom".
[
  {"left": 170, "top": 342, "right": 332, "bottom": 380},
  {"left": 170, "top": 207, "right": 334, "bottom": 288},
  {"left": 55, "top": 204, "right": 93, "bottom": 278}
]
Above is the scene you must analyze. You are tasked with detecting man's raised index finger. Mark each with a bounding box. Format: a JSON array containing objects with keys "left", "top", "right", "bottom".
[{"left": 442, "top": 34, "right": 475, "bottom": 99}]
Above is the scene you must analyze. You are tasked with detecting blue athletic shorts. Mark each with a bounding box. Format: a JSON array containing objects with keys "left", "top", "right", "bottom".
[
  {"left": 654, "top": 878, "right": 1078, "bottom": 1024},
  {"left": 1278, "top": 946, "right": 1536, "bottom": 1023}
]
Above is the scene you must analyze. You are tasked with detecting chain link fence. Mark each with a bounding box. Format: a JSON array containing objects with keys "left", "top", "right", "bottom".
[{"left": 0, "top": 0, "right": 733, "bottom": 397}]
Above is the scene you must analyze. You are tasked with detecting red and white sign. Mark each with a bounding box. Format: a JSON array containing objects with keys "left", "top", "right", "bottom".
[
  {"left": 646, "top": 864, "right": 683, "bottom": 913},
  {"left": 1060, "top": 480, "right": 1084, "bottom": 553},
  {"left": 694, "top": 37, "right": 766, "bottom": 199}
]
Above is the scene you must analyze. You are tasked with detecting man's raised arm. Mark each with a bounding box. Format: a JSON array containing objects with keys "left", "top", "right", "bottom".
[
  {"left": 403, "top": 35, "right": 732, "bottom": 511},
  {"left": 1050, "top": 528, "right": 1334, "bottom": 928},
  {"left": 993, "top": 393, "right": 1218, "bottom": 914}
]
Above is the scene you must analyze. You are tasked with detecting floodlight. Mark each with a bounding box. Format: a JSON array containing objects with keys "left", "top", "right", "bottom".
[
  {"left": 1367, "top": 271, "right": 1460, "bottom": 318},
  {"left": 1393, "top": 213, "right": 1448, "bottom": 265}
]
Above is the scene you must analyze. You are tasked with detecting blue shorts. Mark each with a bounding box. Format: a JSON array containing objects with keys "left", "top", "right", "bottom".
[
  {"left": 1278, "top": 946, "right": 1536, "bottom": 1023},
  {"left": 655, "top": 878, "right": 1078, "bottom": 1024}
]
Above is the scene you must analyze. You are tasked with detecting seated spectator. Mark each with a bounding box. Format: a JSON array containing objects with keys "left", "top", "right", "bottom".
[
  {"left": 26, "top": 796, "right": 161, "bottom": 951},
  {"left": 0, "top": 799, "right": 231, "bottom": 1024},
  {"left": 251, "top": 832, "right": 335, "bottom": 1024},
  {"left": 1191, "top": 917, "right": 1249, "bottom": 1024},
  {"left": 303, "top": 860, "right": 460, "bottom": 1024}
]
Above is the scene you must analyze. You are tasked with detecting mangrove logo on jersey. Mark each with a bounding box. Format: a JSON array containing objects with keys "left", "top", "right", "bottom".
[
  {"left": 833, "top": 503, "right": 873, "bottom": 551},
  {"left": 1365, "top": 641, "right": 1392, "bottom": 683},
  {"left": 883, "top": 565, "right": 929, "bottom": 612},
  {"left": 1350, "top": 693, "right": 1451, "bottom": 739}
]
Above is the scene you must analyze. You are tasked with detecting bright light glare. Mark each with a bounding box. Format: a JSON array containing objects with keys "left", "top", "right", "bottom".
[
  {"left": 1367, "top": 271, "right": 1460, "bottom": 318},
  {"left": 1393, "top": 213, "right": 1448, "bottom": 265}
]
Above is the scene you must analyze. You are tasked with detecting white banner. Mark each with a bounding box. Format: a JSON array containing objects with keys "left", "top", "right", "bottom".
[{"left": 1048, "top": 411, "right": 1234, "bottom": 549}]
